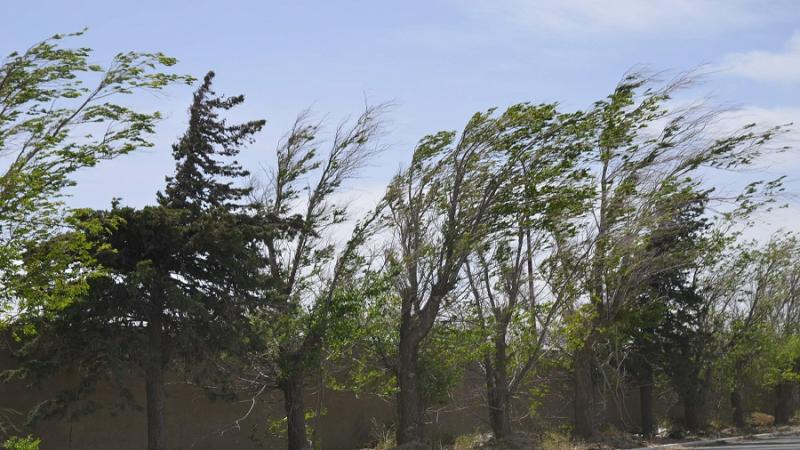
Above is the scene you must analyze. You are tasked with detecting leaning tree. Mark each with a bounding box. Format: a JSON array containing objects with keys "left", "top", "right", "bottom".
[
  {"left": 226, "top": 105, "right": 386, "bottom": 450},
  {"left": 463, "top": 103, "right": 593, "bottom": 440},
  {"left": 570, "top": 72, "right": 788, "bottom": 437},
  {"left": 382, "top": 104, "right": 576, "bottom": 445}
]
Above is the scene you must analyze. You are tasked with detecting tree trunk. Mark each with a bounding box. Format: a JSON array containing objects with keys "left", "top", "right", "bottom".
[
  {"left": 731, "top": 389, "right": 746, "bottom": 429},
  {"left": 683, "top": 395, "right": 702, "bottom": 431},
  {"left": 573, "top": 337, "right": 595, "bottom": 438},
  {"left": 280, "top": 372, "right": 309, "bottom": 450},
  {"left": 145, "top": 313, "right": 167, "bottom": 450},
  {"left": 774, "top": 382, "right": 793, "bottom": 425},
  {"left": 487, "top": 333, "right": 511, "bottom": 440},
  {"left": 397, "top": 327, "right": 424, "bottom": 445},
  {"left": 638, "top": 360, "right": 655, "bottom": 437}
]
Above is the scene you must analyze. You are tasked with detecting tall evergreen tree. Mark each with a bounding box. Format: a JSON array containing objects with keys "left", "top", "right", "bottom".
[
  {"left": 4, "top": 72, "right": 277, "bottom": 450},
  {"left": 627, "top": 185, "right": 712, "bottom": 433}
]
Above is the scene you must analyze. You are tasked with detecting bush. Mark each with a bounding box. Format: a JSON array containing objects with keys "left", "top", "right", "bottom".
[
  {"left": 452, "top": 432, "right": 490, "bottom": 449},
  {"left": 2, "top": 436, "right": 40, "bottom": 450},
  {"left": 539, "top": 430, "right": 574, "bottom": 450}
]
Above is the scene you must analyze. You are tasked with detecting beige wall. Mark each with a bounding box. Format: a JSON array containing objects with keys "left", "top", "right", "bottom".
[{"left": 1, "top": 352, "right": 719, "bottom": 450}]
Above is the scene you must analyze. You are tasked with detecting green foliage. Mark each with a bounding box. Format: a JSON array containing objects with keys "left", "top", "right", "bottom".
[
  {"left": 765, "top": 335, "right": 800, "bottom": 386},
  {"left": 2, "top": 436, "right": 40, "bottom": 450},
  {"left": 1, "top": 42, "right": 797, "bottom": 446},
  {"left": 2, "top": 72, "right": 273, "bottom": 428},
  {"left": 344, "top": 277, "right": 480, "bottom": 406},
  {"left": 0, "top": 30, "right": 192, "bottom": 317},
  {"left": 158, "top": 71, "right": 264, "bottom": 212}
]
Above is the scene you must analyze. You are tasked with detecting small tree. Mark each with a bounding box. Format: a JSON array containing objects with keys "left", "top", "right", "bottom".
[
  {"left": 463, "top": 104, "right": 592, "bottom": 440},
  {"left": 622, "top": 181, "right": 711, "bottom": 434},
  {"left": 718, "top": 235, "right": 800, "bottom": 426},
  {"left": 382, "top": 104, "right": 572, "bottom": 444},
  {"left": 230, "top": 105, "right": 386, "bottom": 450}
]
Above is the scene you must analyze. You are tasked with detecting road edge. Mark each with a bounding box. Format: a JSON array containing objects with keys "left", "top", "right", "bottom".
[{"left": 627, "top": 427, "right": 800, "bottom": 449}]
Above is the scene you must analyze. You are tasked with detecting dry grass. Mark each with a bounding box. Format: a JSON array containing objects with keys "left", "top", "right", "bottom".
[{"left": 748, "top": 412, "right": 775, "bottom": 427}]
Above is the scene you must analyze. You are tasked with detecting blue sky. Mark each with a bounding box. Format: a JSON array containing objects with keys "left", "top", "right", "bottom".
[{"left": 3, "top": 0, "right": 800, "bottom": 236}]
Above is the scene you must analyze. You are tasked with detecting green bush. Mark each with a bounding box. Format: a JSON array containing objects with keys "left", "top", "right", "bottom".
[{"left": 2, "top": 436, "right": 40, "bottom": 450}]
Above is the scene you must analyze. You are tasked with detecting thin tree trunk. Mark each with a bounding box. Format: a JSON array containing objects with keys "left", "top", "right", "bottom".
[
  {"left": 776, "top": 358, "right": 800, "bottom": 425},
  {"left": 774, "top": 382, "right": 793, "bottom": 425},
  {"left": 145, "top": 313, "right": 167, "bottom": 450},
  {"left": 731, "top": 389, "right": 746, "bottom": 428},
  {"left": 281, "top": 372, "right": 309, "bottom": 450},
  {"left": 487, "top": 333, "right": 511, "bottom": 440},
  {"left": 574, "top": 337, "right": 595, "bottom": 438},
  {"left": 638, "top": 360, "right": 655, "bottom": 437},
  {"left": 397, "top": 326, "right": 424, "bottom": 445},
  {"left": 730, "top": 361, "right": 747, "bottom": 429}
]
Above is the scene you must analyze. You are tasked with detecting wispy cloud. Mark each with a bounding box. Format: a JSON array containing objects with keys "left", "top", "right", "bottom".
[
  {"left": 455, "top": 0, "right": 774, "bottom": 36},
  {"left": 721, "top": 32, "right": 800, "bottom": 83}
]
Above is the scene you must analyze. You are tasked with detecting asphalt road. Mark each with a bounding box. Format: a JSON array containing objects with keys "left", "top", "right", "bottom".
[{"left": 672, "top": 434, "right": 800, "bottom": 449}]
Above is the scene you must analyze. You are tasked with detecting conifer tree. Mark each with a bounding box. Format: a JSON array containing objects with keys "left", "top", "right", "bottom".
[{"left": 5, "top": 72, "right": 276, "bottom": 450}]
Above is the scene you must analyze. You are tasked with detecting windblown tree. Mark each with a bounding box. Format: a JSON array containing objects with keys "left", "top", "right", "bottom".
[
  {"left": 714, "top": 235, "right": 800, "bottom": 427},
  {"left": 463, "top": 104, "right": 593, "bottom": 441},
  {"left": 341, "top": 265, "right": 480, "bottom": 445},
  {"left": 3, "top": 72, "right": 275, "bottom": 450},
  {"left": 571, "top": 72, "right": 788, "bottom": 437},
  {"left": 0, "top": 30, "right": 190, "bottom": 439},
  {"left": 230, "top": 106, "right": 386, "bottom": 450},
  {"left": 0, "top": 30, "right": 191, "bottom": 319},
  {"left": 761, "top": 237, "right": 800, "bottom": 424},
  {"left": 381, "top": 104, "right": 572, "bottom": 445}
]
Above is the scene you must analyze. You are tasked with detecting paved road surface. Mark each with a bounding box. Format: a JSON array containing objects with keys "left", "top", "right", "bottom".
[{"left": 669, "top": 434, "right": 800, "bottom": 449}]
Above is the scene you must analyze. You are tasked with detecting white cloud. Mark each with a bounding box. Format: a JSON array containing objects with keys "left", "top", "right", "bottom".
[
  {"left": 456, "top": 0, "right": 771, "bottom": 36},
  {"left": 721, "top": 32, "right": 800, "bottom": 83}
]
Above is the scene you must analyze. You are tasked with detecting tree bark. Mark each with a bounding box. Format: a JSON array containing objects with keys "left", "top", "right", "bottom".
[
  {"left": 573, "top": 337, "right": 595, "bottom": 438},
  {"left": 486, "top": 333, "right": 511, "bottom": 440},
  {"left": 774, "top": 382, "right": 793, "bottom": 425},
  {"left": 397, "top": 325, "right": 424, "bottom": 445},
  {"left": 731, "top": 389, "right": 746, "bottom": 429},
  {"left": 638, "top": 360, "right": 655, "bottom": 437},
  {"left": 683, "top": 395, "right": 703, "bottom": 431},
  {"left": 280, "top": 371, "right": 309, "bottom": 450},
  {"left": 145, "top": 313, "right": 167, "bottom": 450}
]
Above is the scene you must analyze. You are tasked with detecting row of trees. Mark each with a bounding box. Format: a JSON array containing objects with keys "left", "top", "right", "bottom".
[{"left": 1, "top": 34, "right": 798, "bottom": 450}]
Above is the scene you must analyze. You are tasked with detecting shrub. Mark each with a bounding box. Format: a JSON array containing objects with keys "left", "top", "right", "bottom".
[
  {"left": 2, "top": 436, "right": 40, "bottom": 450},
  {"left": 539, "top": 430, "right": 574, "bottom": 450}
]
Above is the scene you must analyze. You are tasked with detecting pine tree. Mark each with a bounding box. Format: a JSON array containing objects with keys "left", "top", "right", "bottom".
[
  {"left": 5, "top": 72, "right": 276, "bottom": 450},
  {"left": 159, "top": 70, "right": 264, "bottom": 211},
  {"left": 631, "top": 186, "right": 713, "bottom": 432}
]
